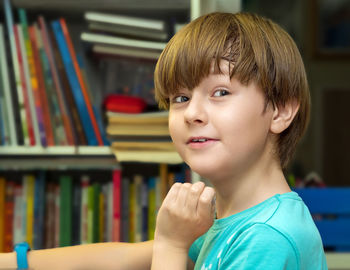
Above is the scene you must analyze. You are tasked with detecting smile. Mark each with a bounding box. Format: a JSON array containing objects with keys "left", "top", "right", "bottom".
[{"left": 186, "top": 137, "right": 219, "bottom": 148}]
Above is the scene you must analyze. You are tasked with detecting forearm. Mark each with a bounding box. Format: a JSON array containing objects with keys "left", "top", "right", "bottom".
[
  {"left": 1, "top": 241, "right": 153, "bottom": 270},
  {"left": 151, "top": 241, "right": 188, "bottom": 270}
]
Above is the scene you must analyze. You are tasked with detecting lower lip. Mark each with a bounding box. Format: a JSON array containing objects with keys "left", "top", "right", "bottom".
[{"left": 187, "top": 140, "right": 218, "bottom": 149}]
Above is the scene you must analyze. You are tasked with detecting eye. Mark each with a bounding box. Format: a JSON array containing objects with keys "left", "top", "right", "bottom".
[
  {"left": 213, "top": 89, "right": 230, "bottom": 97},
  {"left": 172, "top": 95, "right": 189, "bottom": 103}
]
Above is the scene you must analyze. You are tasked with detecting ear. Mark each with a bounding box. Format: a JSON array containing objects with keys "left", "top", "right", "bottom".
[{"left": 270, "top": 100, "right": 300, "bottom": 134}]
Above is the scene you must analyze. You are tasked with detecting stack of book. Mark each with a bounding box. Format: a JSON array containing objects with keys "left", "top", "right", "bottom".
[
  {"left": 0, "top": 0, "right": 107, "bottom": 147},
  {"left": 80, "top": 11, "right": 168, "bottom": 61},
  {"left": 106, "top": 110, "right": 183, "bottom": 164}
]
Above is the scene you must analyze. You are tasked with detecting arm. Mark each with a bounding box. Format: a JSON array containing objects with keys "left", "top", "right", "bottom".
[
  {"left": 0, "top": 241, "right": 153, "bottom": 270},
  {"left": 151, "top": 182, "right": 215, "bottom": 270}
]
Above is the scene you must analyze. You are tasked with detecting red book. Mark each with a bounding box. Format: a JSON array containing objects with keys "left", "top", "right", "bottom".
[
  {"left": 59, "top": 18, "right": 103, "bottom": 146},
  {"left": 112, "top": 169, "right": 121, "bottom": 242},
  {"left": 14, "top": 24, "right": 35, "bottom": 145},
  {"left": 3, "top": 181, "right": 14, "bottom": 252},
  {"left": 29, "top": 25, "right": 55, "bottom": 146}
]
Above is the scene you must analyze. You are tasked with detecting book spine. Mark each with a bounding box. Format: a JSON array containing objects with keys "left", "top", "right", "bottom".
[
  {"left": 99, "top": 190, "right": 104, "bottom": 242},
  {"left": 13, "top": 184, "right": 23, "bottom": 244},
  {"left": 80, "top": 175, "right": 89, "bottom": 244},
  {"left": 87, "top": 184, "right": 94, "bottom": 243},
  {"left": 128, "top": 179, "right": 135, "bottom": 243},
  {"left": 19, "top": 9, "right": 45, "bottom": 146},
  {"left": 48, "top": 27, "right": 86, "bottom": 145},
  {"left": 0, "top": 177, "right": 5, "bottom": 252},
  {"left": 33, "top": 171, "right": 45, "bottom": 250},
  {"left": 141, "top": 179, "right": 148, "bottom": 242},
  {"left": 4, "top": 180, "right": 14, "bottom": 252},
  {"left": 112, "top": 169, "right": 121, "bottom": 242},
  {"left": 54, "top": 184, "right": 60, "bottom": 247},
  {"left": 121, "top": 178, "right": 129, "bottom": 242},
  {"left": 72, "top": 181, "right": 81, "bottom": 245},
  {"left": 4, "top": 0, "right": 28, "bottom": 145},
  {"left": 21, "top": 176, "right": 28, "bottom": 243},
  {"left": 0, "top": 24, "right": 17, "bottom": 145},
  {"left": 59, "top": 175, "right": 72, "bottom": 247},
  {"left": 39, "top": 16, "right": 75, "bottom": 146},
  {"left": 36, "top": 24, "right": 67, "bottom": 145},
  {"left": 25, "top": 175, "right": 35, "bottom": 247},
  {"left": 92, "top": 183, "right": 100, "bottom": 243},
  {"left": 59, "top": 18, "right": 103, "bottom": 146},
  {"left": 147, "top": 177, "right": 156, "bottom": 240},
  {"left": 29, "top": 24, "right": 55, "bottom": 146},
  {"left": 51, "top": 20, "right": 98, "bottom": 146},
  {"left": 14, "top": 25, "right": 32, "bottom": 145}
]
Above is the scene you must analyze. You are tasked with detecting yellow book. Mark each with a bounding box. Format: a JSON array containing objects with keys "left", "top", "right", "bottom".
[
  {"left": 26, "top": 175, "right": 35, "bottom": 247},
  {"left": 159, "top": 164, "right": 168, "bottom": 200}
]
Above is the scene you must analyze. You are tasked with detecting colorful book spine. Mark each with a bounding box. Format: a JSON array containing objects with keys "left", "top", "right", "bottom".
[
  {"left": 4, "top": 180, "right": 15, "bottom": 252},
  {"left": 72, "top": 181, "right": 82, "bottom": 245},
  {"left": 25, "top": 175, "right": 35, "bottom": 247},
  {"left": 59, "top": 18, "right": 103, "bottom": 146},
  {"left": 19, "top": 9, "right": 45, "bottom": 146},
  {"left": 80, "top": 175, "right": 89, "bottom": 244},
  {"left": 112, "top": 169, "right": 121, "bottom": 242},
  {"left": 121, "top": 178, "right": 129, "bottom": 242},
  {"left": 36, "top": 24, "right": 67, "bottom": 145},
  {"left": 59, "top": 175, "right": 72, "bottom": 247},
  {"left": 99, "top": 191, "right": 105, "bottom": 242},
  {"left": 0, "top": 177, "right": 5, "bottom": 252},
  {"left": 0, "top": 23, "right": 17, "bottom": 145},
  {"left": 39, "top": 16, "right": 75, "bottom": 146},
  {"left": 134, "top": 175, "right": 142, "bottom": 243},
  {"left": 92, "top": 183, "right": 100, "bottom": 243},
  {"left": 13, "top": 183, "right": 23, "bottom": 244},
  {"left": 141, "top": 179, "right": 149, "bottom": 241},
  {"left": 14, "top": 24, "right": 32, "bottom": 145},
  {"left": 3, "top": 0, "right": 28, "bottom": 145},
  {"left": 33, "top": 171, "right": 45, "bottom": 250},
  {"left": 29, "top": 24, "right": 55, "bottom": 146},
  {"left": 51, "top": 20, "right": 98, "bottom": 146},
  {"left": 87, "top": 184, "right": 94, "bottom": 243},
  {"left": 54, "top": 184, "right": 60, "bottom": 247},
  {"left": 148, "top": 177, "right": 156, "bottom": 240}
]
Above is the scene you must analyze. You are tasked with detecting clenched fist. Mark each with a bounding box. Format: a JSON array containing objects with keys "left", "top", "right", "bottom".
[{"left": 154, "top": 181, "right": 216, "bottom": 251}]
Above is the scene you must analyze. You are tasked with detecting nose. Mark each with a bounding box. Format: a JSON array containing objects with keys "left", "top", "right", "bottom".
[{"left": 184, "top": 92, "right": 208, "bottom": 125}]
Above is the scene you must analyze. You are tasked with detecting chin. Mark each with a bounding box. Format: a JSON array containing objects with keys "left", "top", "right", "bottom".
[{"left": 187, "top": 158, "right": 223, "bottom": 180}]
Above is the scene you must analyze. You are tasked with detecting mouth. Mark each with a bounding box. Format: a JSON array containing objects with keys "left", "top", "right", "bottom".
[{"left": 186, "top": 137, "right": 219, "bottom": 144}]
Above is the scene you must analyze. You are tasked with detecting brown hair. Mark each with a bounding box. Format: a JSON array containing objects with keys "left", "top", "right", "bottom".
[{"left": 154, "top": 12, "right": 310, "bottom": 168}]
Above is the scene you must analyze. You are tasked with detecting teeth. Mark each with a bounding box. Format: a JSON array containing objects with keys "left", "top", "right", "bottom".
[{"left": 192, "top": 138, "right": 207, "bottom": 142}]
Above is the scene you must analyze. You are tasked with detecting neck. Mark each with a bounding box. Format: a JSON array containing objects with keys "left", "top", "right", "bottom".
[{"left": 211, "top": 157, "right": 291, "bottom": 219}]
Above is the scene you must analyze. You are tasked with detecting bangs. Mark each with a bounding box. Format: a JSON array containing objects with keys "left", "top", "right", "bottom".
[{"left": 154, "top": 13, "right": 246, "bottom": 109}]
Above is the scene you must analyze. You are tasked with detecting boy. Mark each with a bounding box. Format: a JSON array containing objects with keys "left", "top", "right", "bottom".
[
  {"left": 151, "top": 12, "right": 327, "bottom": 269},
  {"left": 0, "top": 12, "right": 327, "bottom": 270}
]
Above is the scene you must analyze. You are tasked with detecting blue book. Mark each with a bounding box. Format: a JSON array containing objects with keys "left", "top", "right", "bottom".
[
  {"left": 33, "top": 171, "right": 45, "bottom": 249},
  {"left": 51, "top": 21, "right": 98, "bottom": 145}
]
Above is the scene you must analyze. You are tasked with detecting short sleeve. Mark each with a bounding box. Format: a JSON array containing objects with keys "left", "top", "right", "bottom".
[
  {"left": 188, "top": 234, "right": 206, "bottom": 263},
  {"left": 220, "top": 223, "right": 299, "bottom": 270}
]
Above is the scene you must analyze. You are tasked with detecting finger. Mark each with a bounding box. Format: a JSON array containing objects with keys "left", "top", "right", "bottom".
[
  {"left": 175, "top": 182, "right": 192, "bottom": 207},
  {"left": 197, "top": 187, "right": 216, "bottom": 219},
  {"left": 162, "top": 182, "right": 181, "bottom": 205},
  {"left": 185, "top": 181, "right": 205, "bottom": 211}
]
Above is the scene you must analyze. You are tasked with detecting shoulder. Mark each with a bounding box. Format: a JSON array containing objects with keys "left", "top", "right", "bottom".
[{"left": 221, "top": 223, "right": 299, "bottom": 269}]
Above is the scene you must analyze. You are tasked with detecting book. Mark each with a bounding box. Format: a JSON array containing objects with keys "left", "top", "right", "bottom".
[
  {"left": 49, "top": 27, "right": 86, "bottom": 145},
  {"left": 19, "top": 9, "right": 46, "bottom": 146},
  {"left": 59, "top": 18, "right": 104, "bottom": 146},
  {"left": 81, "top": 32, "right": 166, "bottom": 52},
  {"left": 39, "top": 16, "right": 75, "bottom": 146},
  {"left": 13, "top": 183, "right": 23, "bottom": 244},
  {"left": 72, "top": 180, "right": 82, "bottom": 245},
  {"left": 121, "top": 177, "right": 129, "bottom": 242},
  {"left": 92, "top": 183, "right": 100, "bottom": 243},
  {"left": 141, "top": 179, "right": 149, "bottom": 241},
  {"left": 112, "top": 141, "right": 175, "bottom": 151},
  {"left": 112, "top": 169, "right": 121, "bottom": 242},
  {"left": 87, "top": 184, "right": 94, "bottom": 243},
  {"left": 0, "top": 68, "right": 9, "bottom": 145},
  {"left": 17, "top": 23, "right": 41, "bottom": 146},
  {"left": 3, "top": 180, "right": 14, "bottom": 252},
  {"left": 107, "top": 111, "right": 168, "bottom": 125},
  {"left": 80, "top": 175, "right": 89, "bottom": 244},
  {"left": 36, "top": 23, "right": 67, "bottom": 146},
  {"left": 84, "top": 12, "right": 167, "bottom": 41},
  {"left": 0, "top": 177, "right": 5, "bottom": 251},
  {"left": 29, "top": 24, "right": 55, "bottom": 146},
  {"left": 134, "top": 175, "right": 143, "bottom": 242},
  {"left": 107, "top": 124, "right": 170, "bottom": 136},
  {"left": 0, "top": 24, "right": 16, "bottom": 145},
  {"left": 147, "top": 177, "right": 156, "bottom": 240},
  {"left": 54, "top": 183, "right": 60, "bottom": 247},
  {"left": 4, "top": 0, "right": 28, "bottom": 145},
  {"left": 59, "top": 175, "right": 72, "bottom": 247},
  {"left": 113, "top": 149, "right": 183, "bottom": 164},
  {"left": 25, "top": 175, "right": 35, "bottom": 247},
  {"left": 92, "top": 44, "right": 161, "bottom": 60},
  {"left": 14, "top": 24, "right": 33, "bottom": 145},
  {"left": 51, "top": 20, "right": 99, "bottom": 146},
  {"left": 33, "top": 171, "right": 45, "bottom": 250}
]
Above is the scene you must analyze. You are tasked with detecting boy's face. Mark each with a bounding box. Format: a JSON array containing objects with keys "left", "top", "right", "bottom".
[{"left": 168, "top": 60, "right": 275, "bottom": 181}]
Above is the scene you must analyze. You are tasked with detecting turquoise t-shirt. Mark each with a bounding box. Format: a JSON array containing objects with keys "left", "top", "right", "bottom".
[{"left": 189, "top": 192, "right": 328, "bottom": 269}]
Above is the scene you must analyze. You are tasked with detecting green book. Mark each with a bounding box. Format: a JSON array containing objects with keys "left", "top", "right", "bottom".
[
  {"left": 59, "top": 175, "right": 72, "bottom": 247},
  {"left": 92, "top": 183, "right": 100, "bottom": 243}
]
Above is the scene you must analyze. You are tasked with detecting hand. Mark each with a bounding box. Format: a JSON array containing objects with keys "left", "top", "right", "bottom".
[{"left": 154, "top": 182, "right": 216, "bottom": 252}]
